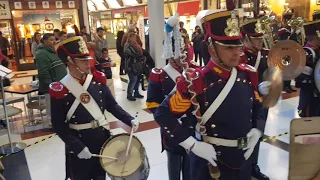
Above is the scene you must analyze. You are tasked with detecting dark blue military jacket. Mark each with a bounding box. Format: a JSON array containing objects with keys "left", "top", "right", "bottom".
[
  {"left": 296, "top": 43, "right": 320, "bottom": 117},
  {"left": 155, "top": 60, "right": 263, "bottom": 169},
  {"left": 146, "top": 65, "right": 196, "bottom": 154},
  {"left": 50, "top": 71, "right": 134, "bottom": 178},
  {"left": 241, "top": 47, "right": 269, "bottom": 83}
]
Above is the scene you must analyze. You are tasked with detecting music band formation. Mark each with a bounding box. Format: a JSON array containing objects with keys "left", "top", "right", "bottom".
[{"left": 49, "top": 0, "right": 320, "bottom": 180}]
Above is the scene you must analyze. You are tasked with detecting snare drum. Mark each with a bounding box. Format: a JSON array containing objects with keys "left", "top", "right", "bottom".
[{"left": 99, "top": 134, "right": 150, "bottom": 180}]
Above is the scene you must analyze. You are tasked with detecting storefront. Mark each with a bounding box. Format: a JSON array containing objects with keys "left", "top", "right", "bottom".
[
  {"left": 88, "top": 0, "right": 200, "bottom": 49},
  {"left": 9, "top": 0, "right": 80, "bottom": 71},
  {"left": 0, "top": 1, "right": 16, "bottom": 70}
]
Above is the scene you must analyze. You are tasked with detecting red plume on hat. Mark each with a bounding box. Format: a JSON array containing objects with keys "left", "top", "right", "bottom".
[
  {"left": 73, "top": 24, "right": 80, "bottom": 36},
  {"left": 226, "top": 0, "right": 235, "bottom": 11}
]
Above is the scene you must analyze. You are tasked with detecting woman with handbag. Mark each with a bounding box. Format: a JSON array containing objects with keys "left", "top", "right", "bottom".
[{"left": 124, "top": 32, "right": 146, "bottom": 101}]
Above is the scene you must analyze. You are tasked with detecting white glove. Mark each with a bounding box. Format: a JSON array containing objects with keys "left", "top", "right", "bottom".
[
  {"left": 243, "top": 128, "right": 262, "bottom": 160},
  {"left": 179, "top": 137, "right": 217, "bottom": 166},
  {"left": 302, "top": 66, "right": 313, "bottom": 75},
  {"left": 131, "top": 119, "right": 139, "bottom": 132},
  {"left": 258, "top": 81, "right": 271, "bottom": 96},
  {"left": 77, "top": 147, "right": 92, "bottom": 159}
]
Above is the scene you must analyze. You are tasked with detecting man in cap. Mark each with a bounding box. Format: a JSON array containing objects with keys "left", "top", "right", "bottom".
[
  {"left": 146, "top": 14, "right": 198, "bottom": 180},
  {"left": 296, "top": 20, "right": 320, "bottom": 117},
  {"left": 154, "top": 1, "right": 271, "bottom": 179},
  {"left": 241, "top": 18, "right": 270, "bottom": 180},
  {"left": 50, "top": 36, "right": 139, "bottom": 180}
]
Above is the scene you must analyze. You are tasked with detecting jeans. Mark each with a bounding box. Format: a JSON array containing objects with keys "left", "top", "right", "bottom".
[
  {"left": 167, "top": 151, "right": 190, "bottom": 180},
  {"left": 127, "top": 71, "right": 139, "bottom": 97}
]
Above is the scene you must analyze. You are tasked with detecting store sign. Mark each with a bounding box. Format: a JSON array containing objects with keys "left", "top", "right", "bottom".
[
  {"left": 0, "top": 1, "right": 11, "bottom": 19},
  {"left": 56, "top": 1, "right": 62, "bottom": 8},
  {"left": 42, "top": 1, "right": 49, "bottom": 9},
  {"left": 14, "top": 1, "right": 22, "bottom": 9},
  {"left": 28, "top": 1, "right": 36, "bottom": 9},
  {"left": 68, "top": 1, "right": 75, "bottom": 8}
]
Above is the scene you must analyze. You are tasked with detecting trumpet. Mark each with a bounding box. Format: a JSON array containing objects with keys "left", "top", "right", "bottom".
[{"left": 288, "top": 17, "right": 307, "bottom": 45}]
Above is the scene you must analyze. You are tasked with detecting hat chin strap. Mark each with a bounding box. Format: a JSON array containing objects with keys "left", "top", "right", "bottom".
[
  {"left": 246, "top": 35, "right": 260, "bottom": 52},
  {"left": 67, "top": 56, "right": 90, "bottom": 79},
  {"left": 208, "top": 37, "right": 231, "bottom": 70}
]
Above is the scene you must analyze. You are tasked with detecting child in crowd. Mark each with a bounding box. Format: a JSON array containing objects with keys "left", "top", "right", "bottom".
[{"left": 95, "top": 48, "right": 116, "bottom": 79}]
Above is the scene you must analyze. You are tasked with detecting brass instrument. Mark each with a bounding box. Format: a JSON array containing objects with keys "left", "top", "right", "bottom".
[
  {"left": 268, "top": 40, "right": 306, "bottom": 80},
  {"left": 260, "top": 15, "right": 275, "bottom": 49},
  {"left": 287, "top": 17, "right": 307, "bottom": 45}
]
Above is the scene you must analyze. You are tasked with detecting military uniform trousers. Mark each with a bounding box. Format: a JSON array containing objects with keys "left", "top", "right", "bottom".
[
  {"left": 66, "top": 127, "right": 110, "bottom": 180},
  {"left": 190, "top": 151, "right": 252, "bottom": 180},
  {"left": 167, "top": 151, "right": 190, "bottom": 180},
  {"left": 298, "top": 86, "right": 320, "bottom": 117}
]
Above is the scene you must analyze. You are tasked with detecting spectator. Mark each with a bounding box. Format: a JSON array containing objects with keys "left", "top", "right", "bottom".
[
  {"left": 35, "top": 33, "right": 67, "bottom": 126},
  {"left": 31, "top": 32, "right": 42, "bottom": 57},
  {"left": 80, "top": 25, "right": 91, "bottom": 41},
  {"left": 116, "top": 30, "right": 125, "bottom": 75},
  {"left": 121, "top": 24, "right": 142, "bottom": 47},
  {"left": 94, "top": 27, "right": 108, "bottom": 59},
  {"left": 35, "top": 33, "right": 67, "bottom": 94},
  {"left": 53, "top": 29, "right": 60, "bottom": 41},
  {"left": 185, "top": 36, "right": 194, "bottom": 61},
  {"left": 57, "top": 31, "right": 67, "bottom": 43},
  {"left": 192, "top": 25, "right": 204, "bottom": 65},
  {"left": 201, "top": 41, "right": 210, "bottom": 65},
  {"left": 124, "top": 32, "right": 146, "bottom": 101},
  {"left": 179, "top": 21, "right": 188, "bottom": 37},
  {"left": 0, "top": 31, "right": 9, "bottom": 56},
  {"left": 95, "top": 48, "right": 115, "bottom": 79}
]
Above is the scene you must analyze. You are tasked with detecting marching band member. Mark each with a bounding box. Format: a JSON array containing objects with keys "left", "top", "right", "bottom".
[
  {"left": 278, "top": 12, "right": 298, "bottom": 93},
  {"left": 241, "top": 18, "right": 270, "bottom": 180},
  {"left": 154, "top": 1, "right": 271, "bottom": 179},
  {"left": 313, "top": 11, "right": 320, "bottom": 21},
  {"left": 296, "top": 20, "right": 320, "bottom": 117},
  {"left": 146, "top": 14, "right": 198, "bottom": 180},
  {"left": 50, "top": 36, "right": 139, "bottom": 180}
]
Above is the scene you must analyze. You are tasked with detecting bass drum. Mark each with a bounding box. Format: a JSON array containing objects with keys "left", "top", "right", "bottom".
[
  {"left": 99, "top": 134, "right": 150, "bottom": 180},
  {"left": 314, "top": 60, "right": 320, "bottom": 92}
]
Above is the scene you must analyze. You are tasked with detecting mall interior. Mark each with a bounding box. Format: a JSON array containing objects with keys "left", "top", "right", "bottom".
[{"left": 0, "top": 0, "right": 320, "bottom": 179}]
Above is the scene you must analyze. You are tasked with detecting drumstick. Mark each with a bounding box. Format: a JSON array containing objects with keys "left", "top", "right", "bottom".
[
  {"left": 92, "top": 154, "right": 118, "bottom": 160},
  {"left": 126, "top": 112, "right": 138, "bottom": 156}
]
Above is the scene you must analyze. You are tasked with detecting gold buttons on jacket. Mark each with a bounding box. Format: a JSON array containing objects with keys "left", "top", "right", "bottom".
[{"left": 211, "top": 124, "right": 216, "bottom": 128}]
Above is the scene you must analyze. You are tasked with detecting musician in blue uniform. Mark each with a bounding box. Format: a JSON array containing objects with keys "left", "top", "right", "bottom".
[
  {"left": 241, "top": 18, "right": 270, "bottom": 180},
  {"left": 296, "top": 20, "right": 320, "bottom": 117},
  {"left": 313, "top": 11, "right": 320, "bottom": 21},
  {"left": 146, "top": 14, "right": 198, "bottom": 180},
  {"left": 50, "top": 36, "right": 139, "bottom": 180},
  {"left": 277, "top": 12, "right": 299, "bottom": 93},
  {"left": 154, "top": 3, "right": 271, "bottom": 179}
]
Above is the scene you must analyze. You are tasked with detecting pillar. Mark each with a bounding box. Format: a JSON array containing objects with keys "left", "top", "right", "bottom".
[
  {"left": 148, "top": 0, "right": 165, "bottom": 67},
  {"left": 81, "top": 0, "right": 90, "bottom": 34}
]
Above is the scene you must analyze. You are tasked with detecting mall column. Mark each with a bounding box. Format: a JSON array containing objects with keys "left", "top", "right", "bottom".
[{"left": 148, "top": 0, "right": 165, "bottom": 67}]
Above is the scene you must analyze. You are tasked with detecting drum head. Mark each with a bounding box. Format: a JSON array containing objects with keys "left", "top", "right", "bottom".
[{"left": 100, "top": 134, "right": 145, "bottom": 177}]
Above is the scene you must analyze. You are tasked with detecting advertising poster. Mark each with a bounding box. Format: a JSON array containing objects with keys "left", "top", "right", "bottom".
[
  {"left": 0, "top": 1, "right": 11, "bottom": 19},
  {"left": 23, "top": 13, "right": 62, "bottom": 33}
]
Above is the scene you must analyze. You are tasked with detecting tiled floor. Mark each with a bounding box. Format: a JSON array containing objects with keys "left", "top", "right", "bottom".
[{"left": 0, "top": 50, "right": 301, "bottom": 180}]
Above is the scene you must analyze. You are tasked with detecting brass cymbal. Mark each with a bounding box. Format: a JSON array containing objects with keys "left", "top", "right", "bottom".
[
  {"left": 262, "top": 67, "right": 283, "bottom": 108},
  {"left": 268, "top": 40, "right": 306, "bottom": 80}
]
